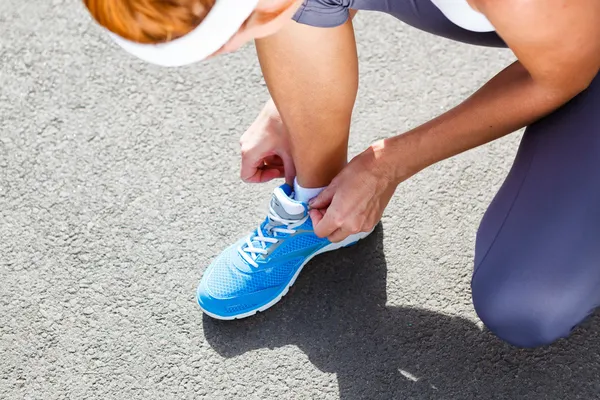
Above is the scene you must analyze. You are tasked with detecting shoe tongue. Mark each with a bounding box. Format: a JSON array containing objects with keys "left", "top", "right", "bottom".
[
  {"left": 239, "top": 186, "right": 306, "bottom": 269},
  {"left": 270, "top": 186, "right": 306, "bottom": 221}
]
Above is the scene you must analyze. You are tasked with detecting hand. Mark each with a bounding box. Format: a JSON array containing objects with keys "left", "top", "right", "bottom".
[
  {"left": 240, "top": 99, "right": 296, "bottom": 184},
  {"left": 309, "top": 141, "right": 400, "bottom": 243}
]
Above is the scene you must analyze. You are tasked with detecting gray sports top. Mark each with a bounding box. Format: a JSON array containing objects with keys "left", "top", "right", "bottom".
[{"left": 293, "top": 0, "right": 494, "bottom": 32}]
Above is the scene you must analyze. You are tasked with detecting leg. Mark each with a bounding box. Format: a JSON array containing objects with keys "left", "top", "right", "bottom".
[
  {"left": 199, "top": 17, "right": 367, "bottom": 319},
  {"left": 255, "top": 15, "right": 358, "bottom": 189},
  {"left": 472, "top": 73, "right": 600, "bottom": 348}
]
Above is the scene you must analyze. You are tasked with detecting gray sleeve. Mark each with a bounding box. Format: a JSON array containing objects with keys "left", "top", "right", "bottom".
[{"left": 292, "top": 0, "right": 350, "bottom": 28}]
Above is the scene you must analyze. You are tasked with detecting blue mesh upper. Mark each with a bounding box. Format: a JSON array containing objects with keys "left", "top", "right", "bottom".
[
  {"left": 206, "top": 255, "right": 304, "bottom": 299},
  {"left": 270, "top": 234, "right": 325, "bottom": 258},
  {"left": 201, "top": 184, "right": 332, "bottom": 305}
]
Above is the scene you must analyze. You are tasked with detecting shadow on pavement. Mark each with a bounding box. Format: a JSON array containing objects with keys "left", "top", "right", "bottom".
[{"left": 203, "top": 224, "right": 600, "bottom": 399}]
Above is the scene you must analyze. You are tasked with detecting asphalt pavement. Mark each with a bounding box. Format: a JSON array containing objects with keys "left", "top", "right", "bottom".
[{"left": 2, "top": 1, "right": 600, "bottom": 399}]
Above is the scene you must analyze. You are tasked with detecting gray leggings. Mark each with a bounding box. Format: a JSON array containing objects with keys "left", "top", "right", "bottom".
[{"left": 389, "top": 0, "right": 600, "bottom": 347}]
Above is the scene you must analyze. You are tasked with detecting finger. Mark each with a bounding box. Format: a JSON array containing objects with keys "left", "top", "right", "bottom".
[
  {"left": 243, "top": 165, "right": 283, "bottom": 183},
  {"left": 241, "top": 164, "right": 258, "bottom": 183},
  {"left": 263, "top": 155, "right": 284, "bottom": 167},
  {"left": 328, "top": 228, "right": 351, "bottom": 244},
  {"left": 309, "top": 208, "right": 325, "bottom": 227},
  {"left": 240, "top": 155, "right": 263, "bottom": 183},
  {"left": 308, "top": 185, "right": 335, "bottom": 210},
  {"left": 256, "top": 166, "right": 285, "bottom": 183},
  {"left": 313, "top": 209, "right": 340, "bottom": 239},
  {"left": 241, "top": 149, "right": 280, "bottom": 182}
]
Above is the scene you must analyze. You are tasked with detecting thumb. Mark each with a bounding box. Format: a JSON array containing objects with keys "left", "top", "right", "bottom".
[
  {"left": 309, "top": 185, "right": 335, "bottom": 210},
  {"left": 257, "top": 166, "right": 285, "bottom": 183},
  {"left": 240, "top": 151, "right": 263, "bottom": 183}
]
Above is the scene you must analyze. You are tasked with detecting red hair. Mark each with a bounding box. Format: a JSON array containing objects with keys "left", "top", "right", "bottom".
[{"left": 83, "top": 0, "right": 216, "bottom": 44}]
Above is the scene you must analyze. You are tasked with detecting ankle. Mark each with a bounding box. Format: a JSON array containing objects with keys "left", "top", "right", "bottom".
[{"left": 293, "top": 178, "right": 325, "bottom": 204}]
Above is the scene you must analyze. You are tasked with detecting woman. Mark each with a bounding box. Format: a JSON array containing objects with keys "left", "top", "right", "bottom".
[{"left": 85, "top": 0, "right": 600, "bottom": 348}]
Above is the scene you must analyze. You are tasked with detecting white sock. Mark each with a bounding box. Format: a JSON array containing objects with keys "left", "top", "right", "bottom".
[{"left": 293, "top": 177, "right": 325, "bottom": 204}]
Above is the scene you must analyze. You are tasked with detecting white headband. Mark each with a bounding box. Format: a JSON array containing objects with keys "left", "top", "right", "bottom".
[{"left": 108, "top": 0, "right": 260, "bottom": 67}]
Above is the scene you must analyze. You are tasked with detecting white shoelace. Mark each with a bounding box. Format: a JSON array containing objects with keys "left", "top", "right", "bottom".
[{"left": 238, "top": 205, "right": 308, "bottom": 268}]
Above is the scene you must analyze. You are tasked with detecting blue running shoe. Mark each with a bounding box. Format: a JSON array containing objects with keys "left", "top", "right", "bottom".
[{"left": 197, "top": 183, "right": 372, "bottom": 320}]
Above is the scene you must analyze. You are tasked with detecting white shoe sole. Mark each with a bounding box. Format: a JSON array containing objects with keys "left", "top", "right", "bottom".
[{"left": 198, "top": 230, "right": 373, "bottom": 321}]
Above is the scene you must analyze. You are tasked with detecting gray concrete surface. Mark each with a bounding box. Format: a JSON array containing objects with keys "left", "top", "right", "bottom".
[{"left": 2, "top": 1, "right": 600, "bottom": 399}]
